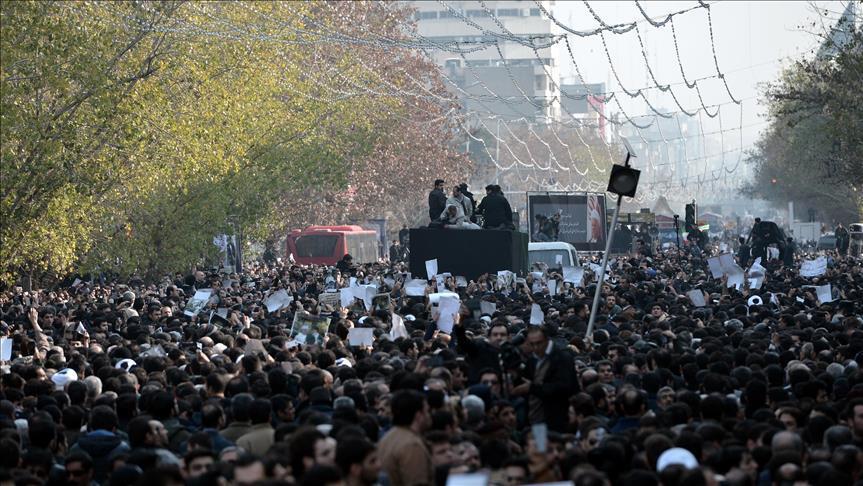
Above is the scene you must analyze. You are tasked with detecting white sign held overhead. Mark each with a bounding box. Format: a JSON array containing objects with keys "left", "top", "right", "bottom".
[
  {"left": 0, "top": 338, "right": 12, "bottom": 361},
  {"left": 265, "top": 289, "right": 292, "bottom": 313},
  {"left": 390, "top": 313, "right": 409, "bottom": 340},
  {"left": 707, "top": 256, "right": 724, "bottom": 279},
  {"left": 347, "top": 328, "right": 375, "bottom": 347},
  {"left": 800, "top": 257, "right": 828, "bottom": 277},
  {"left": 480, "top": 300, "right": 497, "bottom": 316},
  {"left": 687, "top": 290, "right": 706, "bottom": 307},
  {"left": 815, "top": 284, "right": 834, "bottom": 303},
  {"left": 425, "top": 259, "right": 438, "bottom": 280},
  {"left": 529, "top": 304, "right": 544, "bottom": 325},
  {"left": 563, "top": 266, "right": 584, "bottom": 286},
  {"left": 340, "top": 288, "right": 354, "bottom": 309},
  {"left": 437, "top": 295, "right": 460, "bottom": 334},
  {"left": 405, "top": 279, "right": 428, "bottom": 297}
]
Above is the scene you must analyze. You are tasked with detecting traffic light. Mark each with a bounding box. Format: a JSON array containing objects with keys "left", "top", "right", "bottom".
[
  {"left": 685, "top": 202, "right": 696, "bottom": 232},
  {"left": 607, "top": 164, "right": 641, "bottom": 198}
]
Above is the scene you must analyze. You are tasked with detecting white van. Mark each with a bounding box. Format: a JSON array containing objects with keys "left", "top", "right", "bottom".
[{"left": 528, "top": 242, "right": 579, "bottom": 270}]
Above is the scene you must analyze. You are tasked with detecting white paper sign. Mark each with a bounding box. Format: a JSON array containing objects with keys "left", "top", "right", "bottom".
[
  {"left": 687, "top": 290, "right": 706, "bottom": 307},
  {"left": 562, "top": 266, "right": 584, "bottom": 285},
  {"left": 265, "top": 290, "right": 292, "bottom": 313},
  {"left": 547, "top": 279, "right": 558, "bottom": 296},
  {"left": 437, "top": 295, "right": 460, "bottom": 334},
  {"left": 719, "top": 253, "right": 735, "bottom": 271},
  {"left": 405, "top": 279, "right": 427, "bottom": 297},
  {"left": 429, "top": 292, "right": 460, "bottom": 306},
  {"left": 426, "top": 259, "right": 438, "bottom": 280},
  {"left": 529, "top": 304, "right": 544, "bottom": 325},
  {"left": 727, "top": 271, "right": 745, "bottom": 290},
  {"left": 707, "top": 256, "right": 724, "bottom": 279},
  {"left": 0, "top": 338, "right": 12, "bottom": 361},
  {"left": 347, "top": 328, "right": 375, "bottom": 347},
  {"left": 815, "top": 284, "right": 833, "bottom": 303},
  {"left": 390, "top": 313, "right": 409, "bottom": 340},
  {"left": 340, "top": 288, "right": 354, "bottom": 308},
  {"left": 361, "top": 286, "right": 377, "bottom": 310},
  {"left": 532, "top": 423, "right": 548, "bottom": 453},
  {"left": 800, "top": 257, "right": 828, "bottom": 277},
  {"left": 455, "top": 276, "right": 468, "bottom": 288},
  {"left": 480, "top": 300, "right": 497, "bottom": 316}
]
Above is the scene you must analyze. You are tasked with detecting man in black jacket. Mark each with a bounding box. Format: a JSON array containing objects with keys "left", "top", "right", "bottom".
[
  {"left": 428, "top": 179, "right": 447, "bottom": 223},
  {"left": 511, "top": 326, "right": 577, "bottom": 432},
  {"left": 476, "top": 185, "right": 513, "bottom": 230},
  {"left": 453, "top": 316, "right": 510, "bottom": 384}
]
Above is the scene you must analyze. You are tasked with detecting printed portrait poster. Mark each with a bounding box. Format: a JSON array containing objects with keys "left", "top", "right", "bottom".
[
  {"left": 290, "top": 312, "right": 331, "bottom": 346},
  {"left": 528, "top": 193, "right": 607, "bottom": 252}
]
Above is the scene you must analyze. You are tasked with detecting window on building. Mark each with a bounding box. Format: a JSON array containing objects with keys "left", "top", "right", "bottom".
[
  {"left": 529, "top": 8, "right": 541, "bottom": 16},
  {"left": 438, "top": 10, "right": 456, "bottom": 18},
  {"left": 466, "top": 9, "right": 490, "bottom": 17},
  {"left": 535, "top": 74, "right": 547, "bottom": 91},
  {"left": 415, "top": 11, "right": 438, "bottom": 20},
  {"left": 497, "top": 8, "right": 521, "bottom": 16},
  {"left": 466, "top": 60, "right": 491, "bottom": 67}
]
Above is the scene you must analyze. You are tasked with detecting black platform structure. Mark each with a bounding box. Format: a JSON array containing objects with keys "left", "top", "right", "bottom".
[{"left": 409, "top": 228, "right": 529, "bottom": 280}]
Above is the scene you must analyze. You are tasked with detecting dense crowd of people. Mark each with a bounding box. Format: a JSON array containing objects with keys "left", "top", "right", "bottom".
[{"left": 1, "top": 227, "right": 862, "bottom": 486}]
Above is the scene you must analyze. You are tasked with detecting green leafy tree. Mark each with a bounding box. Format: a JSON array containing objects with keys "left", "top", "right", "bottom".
[{"left": 743, "top": 16, "right": 862, "bottom": 223}]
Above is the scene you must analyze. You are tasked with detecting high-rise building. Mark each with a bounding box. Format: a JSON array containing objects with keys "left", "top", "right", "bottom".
[{"left": 409, "top": 1, "right": 562, "bottom": 123}]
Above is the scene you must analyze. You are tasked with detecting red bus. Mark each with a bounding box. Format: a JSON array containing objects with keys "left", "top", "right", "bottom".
[{"left": 286, "top": 225, "right": 379, "bottom": 266}]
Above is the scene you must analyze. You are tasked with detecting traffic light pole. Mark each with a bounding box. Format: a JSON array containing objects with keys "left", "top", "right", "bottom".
[
  {"left": 586, "top": 151, "right": 631, "bottom": 339},
  {"left": 585, "top": 194, "right": 622, "bottom": 338}
]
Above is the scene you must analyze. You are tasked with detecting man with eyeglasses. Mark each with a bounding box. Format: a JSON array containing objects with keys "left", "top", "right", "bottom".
[{"left": 508, "top": 326, "right": 577, "bottom": 432}]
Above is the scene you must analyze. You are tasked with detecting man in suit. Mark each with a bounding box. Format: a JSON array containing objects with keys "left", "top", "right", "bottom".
[{"left": 510, "top": 325, "right": 577, "bottom": 432}]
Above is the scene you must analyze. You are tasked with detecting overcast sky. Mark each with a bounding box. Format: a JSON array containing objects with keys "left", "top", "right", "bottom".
[{"left": 550, "top": 1, "right": 851, "bottom": 151}]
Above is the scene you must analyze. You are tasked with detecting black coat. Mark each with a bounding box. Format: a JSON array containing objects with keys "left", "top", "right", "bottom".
[
  {"left": 428, "top": 189, "right": 447, "bottom": 221},
  {"left": 454, "top": 324, "right": 502, "bottom": 384},
  {"left": 477, "top": 193, "right": 513, "bottom": 228},
  {"left": 524, "top": 345, "right": 578, "bottom": 432}
]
